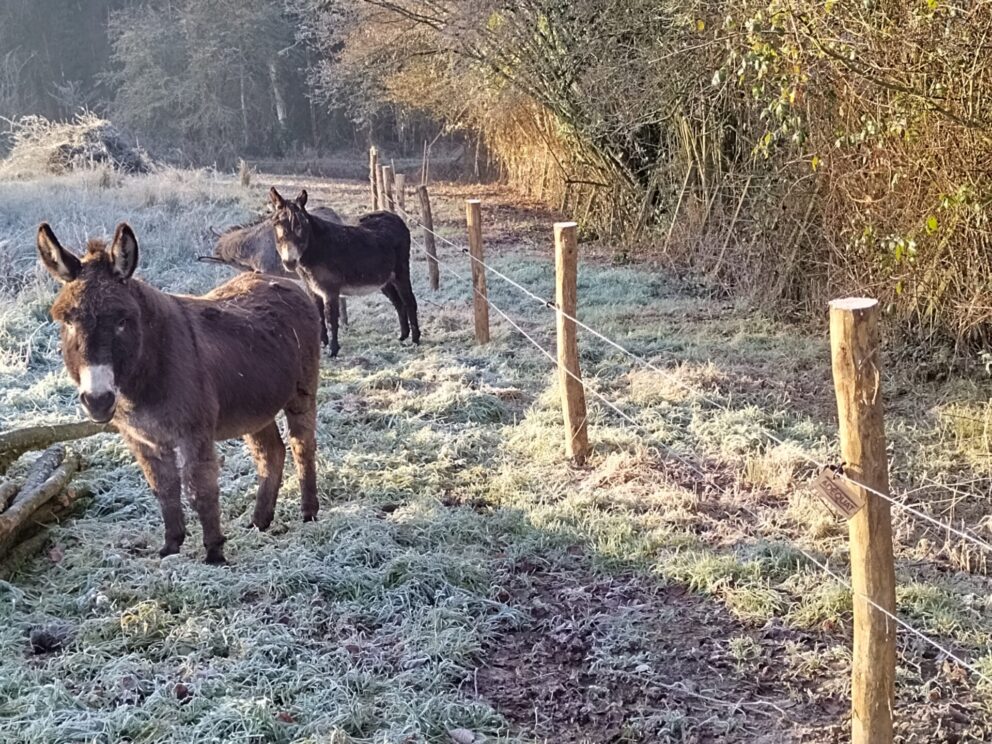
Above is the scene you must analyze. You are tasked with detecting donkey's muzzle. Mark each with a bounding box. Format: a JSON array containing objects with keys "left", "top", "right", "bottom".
[{"left": 80, "top": 390, "right": 117, "bottom": 423}]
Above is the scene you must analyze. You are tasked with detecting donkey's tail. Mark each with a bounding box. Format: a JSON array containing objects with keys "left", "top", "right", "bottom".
[{"left": 196, "top": 255, "right": 247, "bottom": 271}]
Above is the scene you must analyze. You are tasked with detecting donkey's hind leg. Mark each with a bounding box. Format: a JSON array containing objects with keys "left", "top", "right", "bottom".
[
  {"left": 285, "top": 396, "right": 318, "bottom": 522},
  {"left": 243, "top": 421, "right": 286, "bottom": 531},
  {"left": 395, "top": 275, "right": 420, "bottom": 345},
  {"left": 381, "top": 283, "right": 409, "bottom": 341}
]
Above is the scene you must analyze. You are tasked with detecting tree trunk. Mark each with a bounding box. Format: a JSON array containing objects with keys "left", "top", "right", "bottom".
[
  {"left": 269, "top": 61, "right": 287, "bottom": 130},
  {"left": 240, "top": 65, "right": 250, "bottom": 150}
]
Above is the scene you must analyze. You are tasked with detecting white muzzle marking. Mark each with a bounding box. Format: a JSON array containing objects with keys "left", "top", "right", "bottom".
[{"left": 79, "top": 364, "right": 117, "bottom": 397}]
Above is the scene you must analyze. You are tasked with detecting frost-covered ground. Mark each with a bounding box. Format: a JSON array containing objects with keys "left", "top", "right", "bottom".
[{"left": 1, "top": 169, "right": 991, "bottom": 742}]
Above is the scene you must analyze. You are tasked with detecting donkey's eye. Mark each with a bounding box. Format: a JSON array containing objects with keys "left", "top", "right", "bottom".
[{"left": 116, "top": 320, "right": 127, "bottom": 334}]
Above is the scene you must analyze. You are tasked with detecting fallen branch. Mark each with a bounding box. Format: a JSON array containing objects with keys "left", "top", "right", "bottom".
[
  {"left": 0, "top": 445, "right": 81, "bottom": 555},
  {"left": 1, "top": 478, "right": 22, "bottom": 511},
  {"left": 0, "top": 422, "right": 112, "bottom": 475}
]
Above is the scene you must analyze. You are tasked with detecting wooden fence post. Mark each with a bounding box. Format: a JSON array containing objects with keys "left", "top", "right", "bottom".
[
  {"left": 554, "top": 222, "right": 589, "bottom": 465},
  {"left": 375, "top": 164, "right": 386, "bottom": 210},
  {"left": 369, "top": 146, "right": 379, "bottom": 211},
  {"left": 465, "top": 199, "right": 490, "bottom": 344},
  {"left": 395, "top": 173, "right": 406, "bottom": 212},
  {"left": 418, "top": 185, "right": 440, "bottom": 291},
  {"left": 382, "top": 166, "right": 395, "bottom": 212},
  {"left": 829, "top": 297, "right": 896, "bottom": 744}
]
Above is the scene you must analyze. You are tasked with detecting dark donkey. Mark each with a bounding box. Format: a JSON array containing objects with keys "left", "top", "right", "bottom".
[
  {"left": 202, "top": 204, "right": 345, "bottom": 347},
  {"left": 269, "top": 187, "right": 419, "bottom": 357},
  {"left": 38, "top": 222, "right": 321, "bottom": 564}
]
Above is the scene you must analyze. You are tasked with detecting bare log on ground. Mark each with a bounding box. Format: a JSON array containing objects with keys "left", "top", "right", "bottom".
[
  {"left": 0, "top": 422, "right": 112, "bottom": 475},
  {"left": 0, "top": 445, "right": 81, "bottom": 555},
  {"left": 1, "top": 479, "right": 23, "bottom": 511}
]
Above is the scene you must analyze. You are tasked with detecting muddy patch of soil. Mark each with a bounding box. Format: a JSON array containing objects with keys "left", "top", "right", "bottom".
[{"left": 472, "top": 555, "right": 845, "bottom": 742}]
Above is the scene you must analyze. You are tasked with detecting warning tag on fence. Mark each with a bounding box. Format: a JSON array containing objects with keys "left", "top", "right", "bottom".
[{"left": 812, "top": 467, "right": 865, "bottom": 520}]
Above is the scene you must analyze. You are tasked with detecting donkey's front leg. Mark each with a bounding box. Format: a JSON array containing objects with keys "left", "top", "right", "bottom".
[
  {"left": 326, "top": 289, "right": 342, "bottom": 358},
  {"left": 182, "top": 438, "right": 226, "bottom": 564},
  {"left": 314, "top": 294, "right": 329, "bottom": 348},
  {"left": 303, "top": 283, "right": 329, "bottom": 347},
  {"left": 130, "top": 439, "right": 185, "bottom": 557}
]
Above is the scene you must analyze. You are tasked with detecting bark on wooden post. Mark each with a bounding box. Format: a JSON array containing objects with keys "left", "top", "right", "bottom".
[
  {"left": 339, "top": 298, "right": 349, "bottom": 328},
  {"left": 554, "top": 222, "right": 589, "bottom": 465},
  {"left": 369, "top": 146, "right": 379, "bottom": 210},
  {"left": 382, "top": 165, "right": 395, "bottom": 212},
  {"left": 418, "top": 185, "right": 440, "bottom": 291},
  {"left": 465, "top": 199, "right": 490, "bottom": 344},
  {"left": 395, "top": 173, "right": 406, "bottom": 212},
  {"left": 375, "top": 164, "right": 386, "bottom": 210},
  {"left": 829, "top": 297, "right": 896, "bottom": 744}
]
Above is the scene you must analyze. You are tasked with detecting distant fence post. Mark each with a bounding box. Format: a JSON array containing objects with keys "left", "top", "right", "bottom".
[
  {"left": 369, "top": 146, "right": 379, "bottom": 211},
  {"left": 382, "top": 166, "right": 396, "bottom": 213},
  {"left": 395, "top": 173, "right": 406, "bottom": 212},
  {"left": 465, "top": 199, "right": 490, "bottom": 344},
  {"left": 418, "top": 185, "right": 440, "bottom": 291},
  {"left": 829, "top": 297, "right": 896, "bottom": 744},
  {"left": 554, "top": 222, "right": 589, "bottom": 465},
  {"left": 339, "top": 297, "right": 349, "bottom": 328},
  {"left": 375, "top": 164, "right": 386, "bottom": 210}
]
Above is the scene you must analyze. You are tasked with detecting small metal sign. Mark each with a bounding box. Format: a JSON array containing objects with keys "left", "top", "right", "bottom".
[{"left": 812, "top": 467, "right": 866, "bottom": 520}]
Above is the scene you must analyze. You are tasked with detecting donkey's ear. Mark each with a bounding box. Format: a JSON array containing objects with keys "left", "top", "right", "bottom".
[
  {"left": 296, "top": 189, "right": 308, "bottom": 209},
  {"left": 269, "top": 187, "right": 287, "bottom": 209},
  {"left": 37, "top": 223, "right": 81, "bottom": 284},
  {"left": 109, "top": 223, "right": 139, "bottom": 280}
]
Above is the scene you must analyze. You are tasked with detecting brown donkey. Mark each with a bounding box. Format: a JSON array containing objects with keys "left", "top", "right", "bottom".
[{"left": 37, "top": 222, "right": 322, "bottom": 564}]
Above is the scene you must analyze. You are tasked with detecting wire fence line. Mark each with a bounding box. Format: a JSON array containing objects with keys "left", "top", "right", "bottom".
[
  {"left": 411, "top": 237, "right": 717, "bottom": 486},
  {"left": 397, "top": 203, "right": 992, "bottom": 559},
  {"left": 406, "top": 233, "right": 992, "bottom": 689}
]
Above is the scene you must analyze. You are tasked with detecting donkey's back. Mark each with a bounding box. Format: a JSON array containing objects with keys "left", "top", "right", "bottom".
[
  {"left": 184, "top": 274, "right": 321, "bottom": 439},
  {"left": 328, "top": 211, "right": 411, "bottom": 286}
]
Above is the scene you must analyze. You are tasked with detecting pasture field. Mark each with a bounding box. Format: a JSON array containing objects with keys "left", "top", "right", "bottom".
[{"left": 3, "top": 169, "right": 992, "bottom": 742}]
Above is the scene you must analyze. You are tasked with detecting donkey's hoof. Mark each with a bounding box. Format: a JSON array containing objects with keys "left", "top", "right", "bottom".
[
  {"left": 412, "top": 333, "right": 421, "bottom": 345},
  {"left": 159, "top": 543, "right": 182, "bottom": 559},
  {"left": 204, "top": 548, "right": 227, "bottom": 565},
  {"left": 301, "top": 510, "right": 318, "bottom": 523},
  {"left": 251, "top": 516, "right": 273, "bottom": 532}
]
